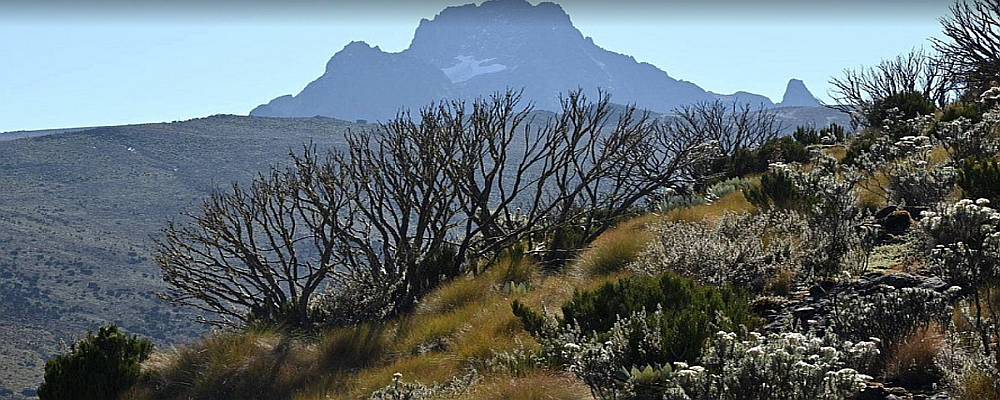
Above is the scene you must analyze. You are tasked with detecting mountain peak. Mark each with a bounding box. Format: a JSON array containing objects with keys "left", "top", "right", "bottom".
[
  {"left": 777, "top": 78, "right": 821, "bottom": 107},
  {"left": 405, "top": 0, "right": 579, "bottom": 69}
]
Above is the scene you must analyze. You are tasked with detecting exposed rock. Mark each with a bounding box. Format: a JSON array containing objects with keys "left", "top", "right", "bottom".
[
  {"left": 777, "top": 78, "right": 822, "bottom": 108},
  {"left": 763, "top": 272, "right": 954, "bottom": 334}
]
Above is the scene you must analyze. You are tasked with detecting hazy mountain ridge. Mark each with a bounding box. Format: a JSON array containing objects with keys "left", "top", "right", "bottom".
[
  {"left": 0, "top": 115, "right": 359, "bottom": 398},
  {"left": 251, "top": 0, "right": 830, "bottom": 122}
]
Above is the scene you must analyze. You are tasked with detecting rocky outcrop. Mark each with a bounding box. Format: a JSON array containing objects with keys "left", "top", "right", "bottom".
[{"left": 777, "top": 78, "right": 822, "bottom": 108}]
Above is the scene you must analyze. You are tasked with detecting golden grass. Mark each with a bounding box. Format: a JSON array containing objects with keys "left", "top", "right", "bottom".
[
  {"left": 930, "top": 146, "right": 950, "bottom": 165},
  {"left": 463, "top": 371, "right": 593, "bottom": 400},
  {"left": 419, "top": 274, "right": 494, "bottom": 314},
  {"left": 824, "top": 145, "right": 848, "bottom": 162},
  {"left": 578, "top": 217, "right": 654, "bottom": 277},
  {"left": 393, "top": 303, "right": 479, "bottom": 355},
  {"left": 131, "top": 329, "right": 322, "bottom": 400},
  {"left": 348, "top": 354, "right": 463, "bottom": 398},
  {"left": 857, "top": 172, "right": 890, "bottom": 210},
  {"left": 767, "top": 267, "right": 795, "bottom": 296},
  {"left": 129, "top": 214, "right": 678, "bottom": 400},
  {"left": 316, "top": 323, "right": 389, "bottom": 371},
  {"left": 663, "top": 190, "right": 753, "bottom": 223},
  {"left": 958, "top": 370, "right": 1000, "bottom": 400}
]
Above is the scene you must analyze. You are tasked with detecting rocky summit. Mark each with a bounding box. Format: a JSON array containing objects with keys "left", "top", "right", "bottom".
[
  {"left": 251, "top": 0, "right": 826, "bottom": 122},
  {"left": 778, "top": 78, "right": 823, "bottom": 108}
]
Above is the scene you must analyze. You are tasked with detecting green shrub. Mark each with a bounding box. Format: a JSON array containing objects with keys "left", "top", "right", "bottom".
[
  {"left": 842, "top": 131, "right": 877, "bottom": 166},
  {"left": 38, "top": 324, "right": 153, "bottom": 400},
  {"left": 958, "top": 157, "right": 1000, "bottom": 205},
  {"left": 726, "top": 137, "right": 811, "bottom": 178},
  {"left": 558, "top": 272, "right": 756, "bottom": 362},
  {"left": 867, "top": 91, "right": 937, "bottom": 129},
  {"left": 941, "top": 101, "right": 983, "bottom": 123},
  {"left": 511, "top": 300, "right": 546, "bottom": 336},
  {"left": 743, "top": 170, "right": 810, "bottom": 211},
  {"left": 793, "top": 126, "right": 822, "bottom": 145},
  {"left": 820, "top": 123, "right": 847, "bottom": 143}
]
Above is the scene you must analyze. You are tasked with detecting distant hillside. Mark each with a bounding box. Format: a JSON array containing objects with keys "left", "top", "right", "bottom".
[
  {"left": 0, "top": 115, "right": 359, "bottom": 398},
  {"left": 251, "top": 0, "right": 832, "bottom": 122}
]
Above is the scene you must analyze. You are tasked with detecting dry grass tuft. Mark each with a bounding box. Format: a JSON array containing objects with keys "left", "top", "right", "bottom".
[
  {"left": 767, "top": 267, "right": 796, "bottom": 296},
  {"left": 958, "top": 370, "right": 1000, "bottom": 400},
  {"left": 579, "top": 219, "right": 653, "bottom": 276},
  {"left": 464, "top": 371, "right": 593, "bottom": 400},
  {"left": 824, "top": 145, "right": 848, "bottom": 162},
  {"left": 132, "top": 329, "right": 320, "bottom": 400},
  {"left": 664, "top": 190, "right": 753, "bottom": 222},
  {"left": 883, "top": 324, "right": 944, "bottom": 387}
]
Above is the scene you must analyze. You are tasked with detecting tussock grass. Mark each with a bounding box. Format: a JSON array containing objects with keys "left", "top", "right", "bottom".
[
  {"left": 349, "top": 354, "right": 463, "bottom": 398},
  {"left": 664, "top": 190, "right": 753, "bottom": 222},
  {"left": 959, "top": 371, "right": 1000, "bottom": 400},
  {"left": 824, "top": 144, "right": 848, "bottom": 162},
  {"left": 317, "top": 323, "right": 389, "bottom": 371},
  {"left": 419, "top": 274, "right": 494, "bottom": 315},
  {"left": 883, "top": 324, "right": 944, "bottom": 387},
  {"left": 128, "top": 215, "right": 675, "bottom": 400},
  {"left": 578, "top": 218, "right": 653, "bottom": 276},
  {"left": 464, "top": 371, "right": 592, "bottom": 400},
  {"left": 130, "top": 329, "right": 320, "bottom": 400}
]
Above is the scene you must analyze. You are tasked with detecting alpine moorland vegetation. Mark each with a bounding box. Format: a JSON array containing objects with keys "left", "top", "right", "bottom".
[{"left": 35, "top": 0, "right": 1000, "bottom": 399}]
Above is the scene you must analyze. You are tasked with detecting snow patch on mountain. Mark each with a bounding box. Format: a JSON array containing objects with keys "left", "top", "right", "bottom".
[{"left": 441, "top": 55, "right": 508, "bottom": 83}]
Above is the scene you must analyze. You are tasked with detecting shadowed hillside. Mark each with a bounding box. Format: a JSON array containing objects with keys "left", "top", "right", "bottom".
[{"left": 0, "top": 115, "right": 359, "bottom": 397}]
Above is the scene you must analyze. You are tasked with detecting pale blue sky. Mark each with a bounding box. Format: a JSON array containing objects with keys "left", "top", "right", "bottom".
[{"left": 0, "top": 0, "right": 952, "bottom": 132}]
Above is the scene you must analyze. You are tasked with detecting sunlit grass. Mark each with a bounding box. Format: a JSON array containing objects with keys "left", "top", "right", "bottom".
[
  {"left": 127, "top": 213, "right": 677, "bottom": 400},
  {"left": 349, "top": 354, "right": 464, "bottom": 398},
  {"left": 824, "top": 144, "right": 848, "bottom": 162},
  {"left": 664, "top": 190, "right": 753, "bottom": 222},
  {"left": 463, "top": 371, "right": 592, "bottom": 400}
]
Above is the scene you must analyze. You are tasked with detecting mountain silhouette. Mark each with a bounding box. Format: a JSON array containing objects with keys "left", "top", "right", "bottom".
[{"left": 252, "top": 0, "right": 824, "bottom": 122}]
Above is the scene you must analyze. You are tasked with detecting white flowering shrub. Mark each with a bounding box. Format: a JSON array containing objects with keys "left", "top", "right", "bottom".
[
  {"left": 935, "top": 101, "right": 1000, "bottom": 161},
  {"left": 850, "top": 118, "right": 957, "bottom": 207},
  {"left": 367, "top": 373, "right": 434, "bottom": 400},
  {"left": 936, "top": 328, "right": 1000, "bottom": 399},
  {"left": 631, "top": 210, "right": 811, "bottom": 292},
  {"left": 705, "top": 177, "right": 754, "bottom": 201},
  {"left": 655, "top": 190, "right": 707, "bottom": 213},
  {"left": 830, "top": 286, "right": 950, "bottom": 366},
  {"left": 920, "top": 199, "right": 1000, "bottom": 374},
  {"left": 919, "top": 198, "right": 1000, "bottom": 290},
  {"left": 672, "top": 331, "right": 878, "bottom": 400},
  {"left": 578, "top": 331, "right": 879, "bottom": 400},
  {"left": 777, "top": 158, "right": 872, "bottom": 276}
]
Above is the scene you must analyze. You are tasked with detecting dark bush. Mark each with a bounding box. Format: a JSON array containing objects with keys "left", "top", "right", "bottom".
[
  {"left": 725, "top": 137, "right": 810, "bottom": 178},
  {"left": 842, "top": 130, "right": 878, "bottom": 166},
  {"left": 867, "top": 91, "right": 937, "bottom": 129},
  {"left": 940, "top": 101, "right": 983, "bottom": 123},
  {"left": 38, "top": 324, "right": 153, "bottom": 400},
  {"left": 511, "top": 300, "right": 546, "bottom": 336},
  {"left": 958, "top": 157, "right": 1000, "bottom": 205},
  {"left": 820, "top": 123, "right": 848, "bottom": 143},
  {"left": 794, "top": 126, "right": 822, "bottom": 146},
  {"left": 558, "top": 272, "right": 756, "bottom": 362},
  {"left": 743, "top": 170, "right": 811, "bottom": 211}
]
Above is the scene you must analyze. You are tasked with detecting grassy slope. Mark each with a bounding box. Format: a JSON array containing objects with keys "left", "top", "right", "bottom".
[
  {"left": 123, "top": 194, "right": 754, "bottom": 400},
  {"left": 0, "top": 115, "right": 358, "bottom": 396}
]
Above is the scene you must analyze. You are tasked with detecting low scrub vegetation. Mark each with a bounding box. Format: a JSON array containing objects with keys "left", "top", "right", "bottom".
[
  {"left": 35, "top": 3, "right": 1000, "bottom": 398},
  {"left": 39, "top": 325, "right": 152, "bottom": 400}
]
